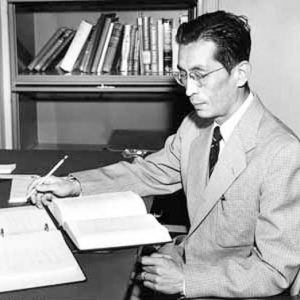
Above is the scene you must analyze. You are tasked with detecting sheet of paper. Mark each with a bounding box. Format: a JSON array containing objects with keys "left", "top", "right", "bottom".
[
  {"left": 0, "top": 206, "right": 56, "bottom": 235},
  {"left": 9, "top": 175, "right": 36, "bottom": 203},
  {"left": 0, "top": 230, "right": 85, "bottom": 292},
  {"left": 0, "top": 164, "right": 16, "bottom": 174}
]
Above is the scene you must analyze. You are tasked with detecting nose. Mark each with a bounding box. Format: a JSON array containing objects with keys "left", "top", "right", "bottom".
[{"left": 185, "top": 77, "right": 199, "bottom": 97}]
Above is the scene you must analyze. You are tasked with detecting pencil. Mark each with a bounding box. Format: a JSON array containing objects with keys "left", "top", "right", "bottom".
[{"left": 26, "top": 155, "right": 69, "bottom": 201}]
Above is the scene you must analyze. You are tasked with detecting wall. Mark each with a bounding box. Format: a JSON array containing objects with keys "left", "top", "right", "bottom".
[{"left": 220, "top": 0, "right": 300, "bottom": 136}]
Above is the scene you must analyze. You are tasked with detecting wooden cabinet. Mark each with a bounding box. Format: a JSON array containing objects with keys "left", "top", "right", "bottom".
[{"left": 7, "top": 0, "right": 198, "bottom": 149}]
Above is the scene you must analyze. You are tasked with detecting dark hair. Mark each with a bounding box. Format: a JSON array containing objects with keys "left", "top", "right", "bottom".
[{"left": 176, "top": 11, "right": 251, "bottom": 73}]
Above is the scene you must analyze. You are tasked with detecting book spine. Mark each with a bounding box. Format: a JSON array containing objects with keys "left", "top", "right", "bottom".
[
  {"left": 84, "top": 14, "right": 106, "bottom": 73},
  {"left": 157, "top": 19, "right": 164, "bottom": 75},
  {"left": 71, "top": 32, "right": 90, "bottom": 72},
  {"left": 162, "top": 18, "right": 173, "bottom": 75},
  {"left": 34, "top": 29, "right": 73, "bottom": 72},
  {"left": 40, "top": 30, "right": 75, "bottom": 72},
  {"left": 79, "top": 26, "right": 95, "bottom": 73},
  {"left": 149, "top": 17, "right": 158, "bottom": 75},
  {"left": 27, "top": 27, "right": 67, "bottom": 71},
  {"left": 102, "top": 22, "right": 124, "bottom": 74},
  {"left": 142, "top": 16, "right": 151, "bottom": 74},
  {"left": 137, "top": 17, "right": 144, "bottom": 75},
  {"left": 119, "top": 24, "right": 132, "bottom": 75},
  {"left": 179, "top": 15, "right": 189, "bottom": 24},
  {"left": 127, "top": 25, "right": 137, "bottom": 74},
  {"left": 60, "top": 20, "right": 93, "bottom": 73},
  {"left": 96, "top": 22, "right": 115, "bottom": 74},
  {"left": 91, "top": 15, "right": 115, "bottom": 73},
  {"left": 132, "top": 27, "right": 140, "bottom": 75},
  {"left": 172, "top": 23, "right": 179, "bottom": 73}
]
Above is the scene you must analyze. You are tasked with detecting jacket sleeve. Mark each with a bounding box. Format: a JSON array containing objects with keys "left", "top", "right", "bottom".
[
  {"left": 182, "top": 140, "right": 300, "bottom": 298},
  {"left": 72, "top": 116, "right": 193, "bottom": 196}
]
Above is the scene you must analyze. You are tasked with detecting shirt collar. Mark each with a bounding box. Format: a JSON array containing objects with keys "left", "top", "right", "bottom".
[{"left": 215, "top": 92, "right": 254, "bottom": 143}]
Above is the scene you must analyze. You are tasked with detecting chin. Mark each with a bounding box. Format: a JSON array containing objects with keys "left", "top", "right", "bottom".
[{"left": 195, "top": 109, "right": 212, "bottom": 119}]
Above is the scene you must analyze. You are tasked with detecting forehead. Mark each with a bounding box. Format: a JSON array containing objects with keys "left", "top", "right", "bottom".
[{"left": 178, "top": 40, "right": 218, "bottom": 69}]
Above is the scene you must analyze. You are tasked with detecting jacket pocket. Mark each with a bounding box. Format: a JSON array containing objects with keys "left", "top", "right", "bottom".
[{"left": 215, "top": 199, "right": 258, "bottom": 248}]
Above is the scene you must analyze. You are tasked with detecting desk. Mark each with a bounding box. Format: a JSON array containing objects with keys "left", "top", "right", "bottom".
[{"left": 0, "top": 149, "right": 138, "bottom": 300}]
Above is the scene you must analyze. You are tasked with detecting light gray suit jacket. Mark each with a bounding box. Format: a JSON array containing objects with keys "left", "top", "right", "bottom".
[{"left": 74, "top": 95, "right": 300, "bottom": 298}]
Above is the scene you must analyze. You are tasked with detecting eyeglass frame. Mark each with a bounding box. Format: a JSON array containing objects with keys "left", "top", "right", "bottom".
[{"left": 173, "top": 66, "right": 225, "bottom": 88}]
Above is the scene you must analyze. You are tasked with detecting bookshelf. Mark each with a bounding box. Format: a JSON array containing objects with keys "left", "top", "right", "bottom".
[{"left": 7, "top": 0, "right": 198, "bottom": 149}]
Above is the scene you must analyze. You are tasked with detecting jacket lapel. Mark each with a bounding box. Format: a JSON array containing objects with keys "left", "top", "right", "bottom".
[
  {"left": 186, "top": 125, "right": 212, "bottom": 220},
  {"left": 186, "top": 95, "right": 264, "bottom": 238}
]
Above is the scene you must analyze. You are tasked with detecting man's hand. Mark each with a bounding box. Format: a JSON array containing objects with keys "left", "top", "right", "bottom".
[
  {"left": 27, "top": 175, "right": 81, "bottom": 208},
  {"left": 140, "top": 252, "right": 185, "bottom": 295}
]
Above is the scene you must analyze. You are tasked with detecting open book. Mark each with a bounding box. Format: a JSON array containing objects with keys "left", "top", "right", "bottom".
[
  {"left": 0, "top": 206, "right": 85, "bottom": 292},
  {"left": 48, "top": 191, "right": 171, "bottom": 250}
]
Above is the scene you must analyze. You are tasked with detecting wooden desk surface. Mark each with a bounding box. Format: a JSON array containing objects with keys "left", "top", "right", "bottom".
[{"left": 0, "top": 149, "right": 138, "bottom": 300}]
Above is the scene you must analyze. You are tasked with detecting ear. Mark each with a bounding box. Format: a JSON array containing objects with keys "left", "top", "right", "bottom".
[{"left": 234, "top": 61, "right": 251, "bottom": 88}]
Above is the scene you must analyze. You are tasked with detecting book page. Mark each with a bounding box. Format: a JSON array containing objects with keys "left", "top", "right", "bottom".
[
  {"left": 65, "top": 214, "right": 171, "bottom": 250},
  {"left": 0, "top": 230, "right": 85, "bottom": 292},
  {"left": 49, "top": 191, "right": 147, "bottom": 226},
  {"left": 9, "top": 174, "right": 37, "bottom": 203},
  {"left": 0, "top": 206, "right": 56, "bottom": 236}
]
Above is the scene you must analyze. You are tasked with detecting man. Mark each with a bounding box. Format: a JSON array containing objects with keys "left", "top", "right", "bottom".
[{"left": 29, "top": 11, "right": 300, "bottom": 298}]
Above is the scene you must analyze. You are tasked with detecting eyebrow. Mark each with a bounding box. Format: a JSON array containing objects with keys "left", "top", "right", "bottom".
[{"left": 177, "top": 64, "right": 207, "bottom": 72}]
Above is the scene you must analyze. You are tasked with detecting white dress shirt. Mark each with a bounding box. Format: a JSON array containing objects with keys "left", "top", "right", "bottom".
[{"left": 215, "top": 92, "right": 254, "bottom": 158}]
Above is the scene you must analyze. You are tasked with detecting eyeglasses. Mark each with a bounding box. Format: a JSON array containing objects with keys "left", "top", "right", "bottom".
[{"left": 173, "top": 67, "right": 225, "bottom": 88}]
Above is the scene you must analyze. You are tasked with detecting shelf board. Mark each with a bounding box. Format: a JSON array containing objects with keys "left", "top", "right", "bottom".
[
  {"left": 12, "top": 74, "right": 182, "bottom": 92},
  {"left": 14, "top": 73, "right": 177, "bottom": 85}
]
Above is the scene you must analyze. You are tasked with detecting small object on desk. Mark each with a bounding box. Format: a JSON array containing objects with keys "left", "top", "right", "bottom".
[
  {"left": 122, "top": 148, "right": 153, "bottom": 159},
  {"left": 0, "top": 163, "right": 16, "bottom": 174}
]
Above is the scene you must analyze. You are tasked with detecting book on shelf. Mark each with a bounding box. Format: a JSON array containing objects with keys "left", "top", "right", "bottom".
[
  {"left": 0, "top": 206, "right": 85, "bottom": 292},
  {"left": 78, "top": 26, "right": 96, "bottom": 72},
  {"left": 102, "top": 22, "right": 124, "bottom": 74},
  {"left": 27, "top": 27, "right": 67, "bottom": 71},
  {"left": 162, "top": 18, "right": 173, "bottom": 74},
  {"left": 71, "top": 32, "right": 91, "bottom": 72},
  {"left": 91, "top": 14, "right": 117, "bottom": 73},
  {"left": 127, "top": 25, "right": 137, "bottom": 74},
  {"left": 132, "top": 27, "right": 141, "bottom": 74},
  {"left": 60, "top": 20, "right": 93, "bottom": 73},
  {"left": 149, "top": 17, "right": 158, "bottom": 74},
  {"left": 40, "top": 29, "right": 75, "bottom": 72},
  {"left": 120, "top": 24, "right": 132, "bottom": 75},
  {"left": 84, "top": 14, "right": 107, "bottom": 73},
  {"left": 157, "top": 19, "right": 164, "bottom": 75},
  {"left": 34, "top": 28, "right": 75, "bottom": 72},
  {"left": 141, "top": 16, "right": 151, "bottom": 74},
  {"left": 137, "top": 17, "right": 144, "bottom": 75},
  {"left": 179, "top": 14, "right": 189, "bottom": 24},
  {"left": 172, "top": 23, "right": 179, "bottom": 73},
  {"left": 48, "top": 191, "right": 171, "bottom": 251},
  {"left": 96, "top": 21, "right": 115, "bottom": 74}
]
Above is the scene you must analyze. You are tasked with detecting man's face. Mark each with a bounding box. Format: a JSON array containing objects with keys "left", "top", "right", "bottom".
[{"left": 178, "top": 40, "right": 242, "bottom": 124}]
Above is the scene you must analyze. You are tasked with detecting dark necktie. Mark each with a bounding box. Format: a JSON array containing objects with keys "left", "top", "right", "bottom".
[{"left": 209, "top": 126, "right": 222, "bottom": 177}]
